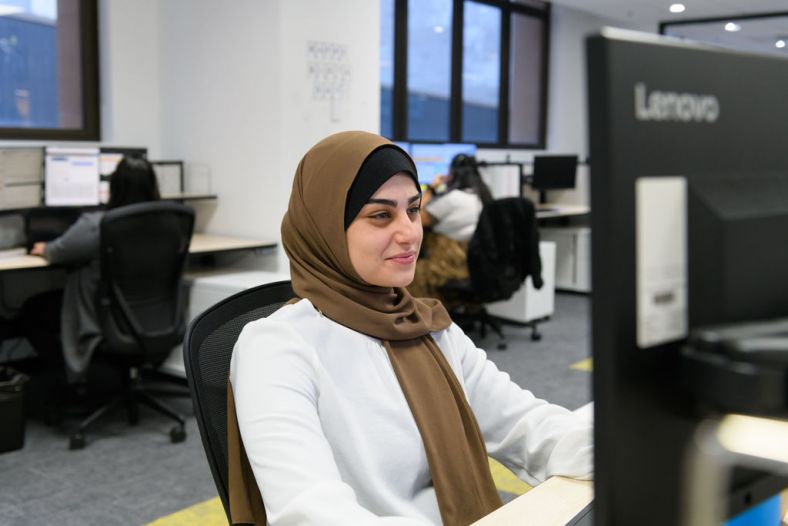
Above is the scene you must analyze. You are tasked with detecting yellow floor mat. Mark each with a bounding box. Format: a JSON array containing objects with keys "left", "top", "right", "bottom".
[
  {"left": 147, "top": 458, "right": 532, "bottom": 525},
  {"left": 570, "top": 357, "right": 593, "bottom": 371}
]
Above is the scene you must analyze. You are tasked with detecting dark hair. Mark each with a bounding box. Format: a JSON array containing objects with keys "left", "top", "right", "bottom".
[
  {"left": 106, "top": 156, "right": 160, "bottom": 210},
  {"left": 448, "top": 154, "right": 493, "bottom": 205}
]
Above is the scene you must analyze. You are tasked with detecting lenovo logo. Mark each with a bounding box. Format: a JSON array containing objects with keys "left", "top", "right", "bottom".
[{"left": 634, "top": 83, "right": 719, "bottom": 123}]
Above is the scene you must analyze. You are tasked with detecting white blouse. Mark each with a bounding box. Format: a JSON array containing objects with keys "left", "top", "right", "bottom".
[
  {"left": 425, "top": 188, "right": 483, "bottom": 243},
  {"left": 230, "top": 299, "right": 592, "bottom": 525}
]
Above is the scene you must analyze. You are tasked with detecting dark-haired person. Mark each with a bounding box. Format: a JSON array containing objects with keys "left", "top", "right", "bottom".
[
  {"left": 28, "top": 156, "right": 160, "bottom": 383},
  {"left": 409, "top": 153, "right": 493, "bottom": 304},
  {"left": 228, "top": 132, "right": 591, "bottom": 525}
]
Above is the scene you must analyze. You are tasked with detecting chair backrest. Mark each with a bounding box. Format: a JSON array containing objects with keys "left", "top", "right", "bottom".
[
  {"left": 183, "top": 280, "right": 294, "bottom": 520},
  {"left": 24, "top": 207, "right": 84, "bottom": 251},
  {"left": 97, "top": 201, "right": 194, "bottom": 362},
  {"left": 466, "top": 196, "right": 542, "bottom": 302}
]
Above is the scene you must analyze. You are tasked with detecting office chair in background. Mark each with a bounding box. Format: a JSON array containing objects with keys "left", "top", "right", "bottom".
[
  {"left": 440, "top": 197, "right": 543, "bottom": 350},
  {"left": 68, "top": 202, "right": 195, "bottom": 449},
  {"left": 183, "top": 280, "right": 294, "bottom": 521}
]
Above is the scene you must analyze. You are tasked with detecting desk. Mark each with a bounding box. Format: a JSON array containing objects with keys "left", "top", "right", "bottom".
[
  {"left": 535, "top": 204, "right": 590, "bottom": 219},
  {"left": 472, "top": 477, "right": 593, "bottom": 526},
  {"left": 0, "top": 233, "right": 277, "bottom": 272}
]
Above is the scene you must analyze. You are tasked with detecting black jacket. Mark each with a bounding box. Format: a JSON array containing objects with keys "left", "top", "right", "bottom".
[{"left": 466, "top": 197, "right": 542, "bottom": 303}]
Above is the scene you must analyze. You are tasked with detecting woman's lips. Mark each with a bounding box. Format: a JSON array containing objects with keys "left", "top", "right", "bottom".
[{"left": 388, "top": 252, "right": 416, "bottom": 264}]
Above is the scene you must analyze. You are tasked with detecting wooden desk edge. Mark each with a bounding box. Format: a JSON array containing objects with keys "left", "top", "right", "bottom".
[
  {"left": 0, "top": 234, "right": 277, "bottom": 271},
  {"left": 472, "top": 477, "right": 593, "bottom": 526}
]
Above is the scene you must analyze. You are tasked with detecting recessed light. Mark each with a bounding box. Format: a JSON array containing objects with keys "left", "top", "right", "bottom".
[
  {"left": 724, "top": 22, "right": 741, "bottom": 32},
  {"left": 777, "top": 40, "right": 786, "bottom": 49},
  {"left": 669, "top": 4, "right": 686, "bottom": 14},
  {"left": 433, "top": 25, "right": 445, "bottom": 34}
]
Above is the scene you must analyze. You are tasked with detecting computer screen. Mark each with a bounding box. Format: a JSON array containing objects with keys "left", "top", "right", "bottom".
[
  {"left": 393, "top": 141, "right": 411, "bottom": 155},
  {"left": 410, "top": 143, "right": 477, "bottom": 185},
  {"left": 587, "top": 29, "right": 788, "bottom": 525},
  {"left": 44, "top": 147, "right": 100, "bottom": 206},
  {"left": 531, "top": 155, "right": 578, "bottom": 203}
]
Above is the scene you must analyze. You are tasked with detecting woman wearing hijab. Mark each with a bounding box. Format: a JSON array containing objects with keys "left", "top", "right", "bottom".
[{"left": 229, "top": 131, "right": 591, "bottom": 525}]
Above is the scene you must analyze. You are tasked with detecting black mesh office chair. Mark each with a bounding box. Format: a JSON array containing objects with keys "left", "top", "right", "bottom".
[
  {"left": 440, "top": 197, "right": 543, "bottom": 350},
  {"left": 68, "top": 202, "right": 195, "bottom": 449},
  {"left": 24, "top": 207, "right": 84, "bottom": 252},
  {"left": 184, "top": 280, "right": 294, "bottom": 521}
]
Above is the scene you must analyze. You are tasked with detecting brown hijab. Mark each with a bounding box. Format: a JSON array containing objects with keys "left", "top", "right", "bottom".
[{"left": 228, "top": 131, "right": 502, "bottom": 525}]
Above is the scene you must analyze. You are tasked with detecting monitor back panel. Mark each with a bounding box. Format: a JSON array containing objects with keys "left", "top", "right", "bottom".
[{"left": 587, "top": 30, "right": 788, "bottom": 525}]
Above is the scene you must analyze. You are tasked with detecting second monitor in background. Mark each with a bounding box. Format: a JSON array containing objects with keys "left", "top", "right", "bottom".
[
  {"left": 531, "top": 155, "right": 578, "bottom": 204},
  {"left": 410, "top": 143, "right": 477, "bottom": 186}
]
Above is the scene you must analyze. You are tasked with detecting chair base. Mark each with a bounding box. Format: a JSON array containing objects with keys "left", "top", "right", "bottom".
[
  {"left": 68, "top": 369, "right": 187, "bottom": 450},
  {"left": 452, "top": 307, "right": 546, "bottom": 350}
]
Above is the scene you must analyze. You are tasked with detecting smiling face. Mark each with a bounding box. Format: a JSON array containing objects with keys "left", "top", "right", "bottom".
[{"left": 346, "top": 173, "right": 423, "bottom": 288}]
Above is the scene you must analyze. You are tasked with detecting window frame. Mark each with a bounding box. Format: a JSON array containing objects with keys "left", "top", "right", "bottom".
[
  {"left": 0, "top": 0, "right": 101, "bottom": 141},
  {"left": 387, "top": 0, "right": 550, "bottom": 149}
]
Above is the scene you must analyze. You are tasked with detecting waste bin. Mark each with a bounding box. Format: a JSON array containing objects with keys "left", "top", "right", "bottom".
[{"left": 0, "top": 366, "right": 29, "bottom": 453}]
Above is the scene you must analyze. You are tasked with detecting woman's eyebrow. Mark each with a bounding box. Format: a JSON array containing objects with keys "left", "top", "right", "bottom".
[{"left": 366, "top": 194, "right": 422, "bottom": 207}]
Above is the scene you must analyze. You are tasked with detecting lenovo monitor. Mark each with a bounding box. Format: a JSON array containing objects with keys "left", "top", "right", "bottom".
[{"left": 587, "top": 28, "right": 788, "bottom": 525}]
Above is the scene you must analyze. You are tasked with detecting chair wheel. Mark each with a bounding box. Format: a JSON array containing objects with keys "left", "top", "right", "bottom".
[
  {"left": 531, "top": 331, "right": 542, "bottom": 342},
  {"left": 497, "top": 342, "right": 508, "bottom": 350},
  {"left": 69, "top": 433, "right": 86, "bottom": 450},
  {"left": 170, "top": 425, "right": 186, "bottom": 443}
]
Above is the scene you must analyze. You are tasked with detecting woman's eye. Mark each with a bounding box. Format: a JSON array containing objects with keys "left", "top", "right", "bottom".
[
  {"left": 407, "top": 206, "right": 421, "bottom": 215},
  {"left": 370, "top": 211, "right": 391, "bottom": 220}
]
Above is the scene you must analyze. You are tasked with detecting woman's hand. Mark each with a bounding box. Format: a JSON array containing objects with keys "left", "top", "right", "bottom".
[
  {"left": 430, "top": 174, "right": 448, "bottom": 190},
  {"left": 30, "top": 242, "right": 46, "bottom": 256}
]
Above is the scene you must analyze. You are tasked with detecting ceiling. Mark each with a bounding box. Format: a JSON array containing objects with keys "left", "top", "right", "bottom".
[{"left": 548, "top": 0, "right": 788, "bottom": 57}]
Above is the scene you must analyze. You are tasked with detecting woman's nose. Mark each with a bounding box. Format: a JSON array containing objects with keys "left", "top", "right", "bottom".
[{"left": 394, "top": 213, "right": 420, "bottom": 244}]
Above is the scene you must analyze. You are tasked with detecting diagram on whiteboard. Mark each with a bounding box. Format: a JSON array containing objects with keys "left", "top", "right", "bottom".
[{"left": 307, "top": 41, "right": 351, "bottom": 122}]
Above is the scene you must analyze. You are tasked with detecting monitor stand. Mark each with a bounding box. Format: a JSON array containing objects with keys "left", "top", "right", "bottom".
[{"left": 538, "top": 190, "right": 549, "bottom": 204}]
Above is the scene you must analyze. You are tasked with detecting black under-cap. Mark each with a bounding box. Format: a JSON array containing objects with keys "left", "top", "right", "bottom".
[{"left": 344, "top": 145, "right": 419, "bottom": 229}]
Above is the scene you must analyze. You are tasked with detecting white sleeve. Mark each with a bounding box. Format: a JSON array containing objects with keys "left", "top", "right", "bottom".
[
  {"left": 424, "top": 189, "right": 457, "bottom": 222},
  {"left": 231, "top": 318, "right": 432, "bottom": 526},
  {"left": 445, "top": 324, "right": 593, "bottom": 486}
]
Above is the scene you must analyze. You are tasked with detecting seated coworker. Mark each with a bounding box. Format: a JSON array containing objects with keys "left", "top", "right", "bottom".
[
  {"left": 409, "top": 154, "right": 493, "bottom": 304},
  {"left": 229, "top": 131, "right": 592, "bottom": 525},
  {"left": 30, "top": 156, "right": 160, "bottom": 384}
]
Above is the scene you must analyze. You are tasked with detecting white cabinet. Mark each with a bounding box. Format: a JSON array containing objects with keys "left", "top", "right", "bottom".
[
  {"left": 159, "top": 270, "right": 290, "bottom": 377},
  {"left": 539, "top": 227, "right": 591, "bottom": 293},
  {"left": 486, "top": 241, "right": 556, "bottom": 324}
]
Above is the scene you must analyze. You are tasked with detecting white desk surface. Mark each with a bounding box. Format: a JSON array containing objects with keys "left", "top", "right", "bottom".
[
  {"left": 0, "top": 233, "right": 276, "bottom": 272},
  {"left": 188, "top": 233, "right": 276, "bottom": 254},
  {"left": 536, "top": 204, "right": 590, "bottom": 219},
  {"left": 472, "top": 477, "right": 593, "bottom": 526}
]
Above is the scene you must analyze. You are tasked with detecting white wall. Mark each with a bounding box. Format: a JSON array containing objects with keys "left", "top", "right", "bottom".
[
  {"left": 275, "top": 0, "right": 380, "bottom": 270},
  {"left": 99, "top": 0, "right": 162, "bottom": 157},
  {"left": 155, "top": 0, "right": 379, "bottom": 272}
]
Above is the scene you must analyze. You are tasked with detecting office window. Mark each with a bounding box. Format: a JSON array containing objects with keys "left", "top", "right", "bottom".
[
  {"left": 380, "top": 0, "right": 395, "bottom": 138},
  {"left": 508, "top": 13, "right": 544, "bottom": 145},
  {"left": 0, "top": 0, "right": 99, "bottom": 140},
  {"left": 383, "top": 0, "right": 549, "bottom": 148},
  {"left": 407, "top": 0, "right": 453, "bottom": 141},
  {"left": 462, "top": 1, "right": 501, "bottom": 143}
]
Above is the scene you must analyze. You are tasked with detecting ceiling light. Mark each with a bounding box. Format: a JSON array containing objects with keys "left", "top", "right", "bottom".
[
  {"left": 724, "top": 22, "right": 741, "bottom": 32},
  {"left": 669, "top": 4, "right": 686, "bottom": 14},
  {"left": 777, "top": 40, "right": 786, "bottom": 49},
  {"left": 433, "top": 25, "right": 445, "bottom": 34}
]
